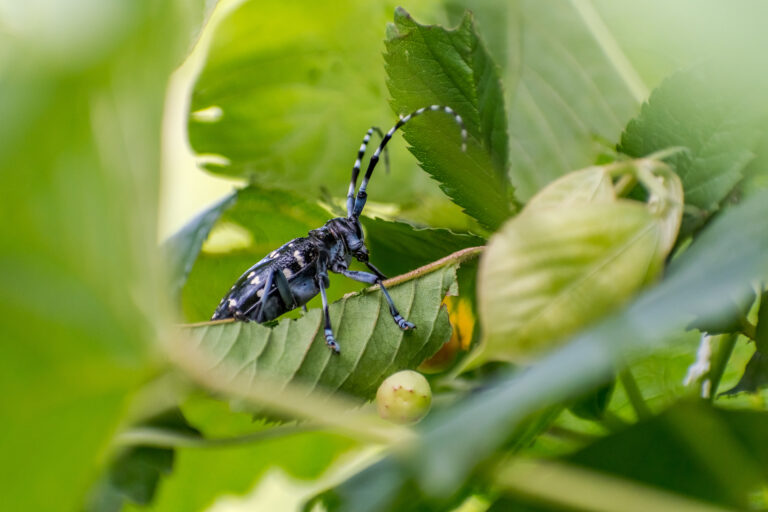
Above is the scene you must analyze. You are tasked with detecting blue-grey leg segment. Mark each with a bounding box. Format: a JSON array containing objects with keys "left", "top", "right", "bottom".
[
  {"left": 340, "top": 269, "right": 415, "bottom": 330},
  {"left": 317, "top": 272, "right": 340, "bottom": 354}
]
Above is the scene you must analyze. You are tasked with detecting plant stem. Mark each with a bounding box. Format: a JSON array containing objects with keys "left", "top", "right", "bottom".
[
  {"left": 708, "top": 333, "right": 738, "bottom": 401},
  {"left": 114, "top": 424, "right": 319, "bottom": 449},
  {"left": 619, "top": 368, "right": 651, "bottom": 420}
]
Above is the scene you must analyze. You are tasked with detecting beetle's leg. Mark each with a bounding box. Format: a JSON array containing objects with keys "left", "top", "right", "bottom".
[
  {"left": 274, "top": 268, "right": 299, "bottom": 310},
  {"left": 347, "top": 126, "right": 388, "bottom": 216},
  {"left": 317, "top": 271, "right": 340, "bottom": 354},
  {"left": 302, "top": 305, "right": 308, "bottom": 314},
  {"left": 242, "top": 268, "right": 275, "bottom": 322},
  {"left": 339, "top": 269, "right": 416, "bottom": 330}
]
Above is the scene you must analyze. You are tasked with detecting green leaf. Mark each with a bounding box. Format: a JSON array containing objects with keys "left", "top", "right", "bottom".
[
  {"left": 463, "top": 0, "right": 643, "bottom": 200},
  {"left": 361, "top": 216, "right": 484, "bottom": 277},
  {"left": 524, "top": 166, "right": 616, "bottom": 210},
  {"left": 315, "top": 186, "right": 768, "bottom": 509},
  {"left": 165, "top": 191, "right": 236, "bottom": 300},
  {"left": 722, "top": 291, "right": 768, "bottom": 395},
  {"left": 619, "top": 63, "right": 768, "bottom": 237},
  {"left": 86, "top": 408, "right": 202, "bottom": 511},
  {"left": 478, "top": 201, "right": 665, "bottom": 362},
  {"left": 570, "top": 379, "right": 616, "bottom": 422},
  {"left": 187, "top": 1, "right": 446, "bottom": 203},
  {"left": 0, "top": 2, "right": 206, "bottom": 510},
  {"left": 180, "top": 185, "right": 335, "bottom": 322},
  {"left": 129, "top": 395, "right": 357, "bottom": 512},
  {"left": 385, "top": 8, "right": 513, "bottom": 230},
  {"left": 182, "top": 263, "right": 457, "bottom": 400},
  {"left": 563, "top": 402, "right": 768, "bottom": 509}
]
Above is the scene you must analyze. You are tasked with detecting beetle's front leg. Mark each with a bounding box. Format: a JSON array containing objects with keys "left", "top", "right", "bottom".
[
  {"left": 317, "top": 270, "right": 340, "bottom": 354},
  {"left": 339, "top": 268, "right": 416, "bottom": 331}
]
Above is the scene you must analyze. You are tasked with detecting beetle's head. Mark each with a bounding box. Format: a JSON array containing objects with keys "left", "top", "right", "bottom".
[{"left": 326, "top": 217, "right": 368, "bottom": 262}]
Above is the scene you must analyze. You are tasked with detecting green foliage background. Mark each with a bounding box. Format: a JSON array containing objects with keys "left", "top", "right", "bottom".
[{"left": 3, "top": 1, "right": 768, "bottom": 511}]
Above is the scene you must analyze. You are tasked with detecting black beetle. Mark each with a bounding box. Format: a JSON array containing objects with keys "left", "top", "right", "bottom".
[{"left": 212, "top": 105, "right": 466, "bottom": 353}]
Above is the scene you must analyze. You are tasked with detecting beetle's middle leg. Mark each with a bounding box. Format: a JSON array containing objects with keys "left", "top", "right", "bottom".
[
  {"left": 317, "top": 270, "right": 340, "bottom": 354},
  {"left": 339, "top": 266, "right": 416, "bottom": 330}
]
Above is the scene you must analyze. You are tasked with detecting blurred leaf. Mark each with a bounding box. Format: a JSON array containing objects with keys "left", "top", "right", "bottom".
[
  {"left": 478, "top": 201, "right": 665, "bottom": 362},
  {"left": 0, "top": 1, "right": 207, "bottom": 509},
  {"left": 183, "top": 263, "right": 457, "bottom": 400},
  {"left": 688, "top": 289, "right": 756, "bottom": 336},
  {"left": 165, "top": 191, "right": 236, "bottom": 301},
  {"left": 494, "top": 455, "right": 735, "bottom": 512},
  {"left": 316, "top": 186, "right": 768, "bottom": 509},
  {"left": 127, "top": 395, "right": 356, "bottom": 512},
  {"left": 86, "top": 409, "right": 201, "bottom": 511},
  {"left": 721, "top": 349, "right": 768, "bottom": 397},
  {"left": 563, "top": 401, "right": 768, "bottom": 509},
  {"left": 385, "top": 8, "right": 513, "bottom": 230},
  {"left": 461, "top": 0, "right": 643, "bottom": 200},
  {"left": 619, "top": 63, "right": 768, "bottom": 237},
  {"left": 524, "top": 166, "right": 616, "bottom": 210},
  {"left": 181, "top": 185, "right": 331, "bottom": 322},
  {"left": 591, "top": 0, "right": 768, "bottom": 88},
  {"left": 722, "top": 291, "right": 768, "bottom": 395},
  {"left": 570, "top": 379, "right": 616, "bottom": 422},
  {"left": 305, "top": 407, "right": 559, "bottom": 512},
  {"left": 187, "top": 0, "right": 446, "bottom": 202},
  {"left": 361, "top": 216, "right": 484, "bottom": 277}
]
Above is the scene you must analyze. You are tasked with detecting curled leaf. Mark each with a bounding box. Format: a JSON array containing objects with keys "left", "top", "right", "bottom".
[{"left": 478, "top": 201, "right": 665, "bottom": 362}]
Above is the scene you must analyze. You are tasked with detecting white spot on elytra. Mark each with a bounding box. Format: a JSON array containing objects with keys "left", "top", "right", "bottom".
[
  {"left": 257, "top": 289, "right": 264, "bottom": 298},
  {"left": 282, "top": 268, "right": 293, "bottom": 279},
  {"left": 247, "top": 271, "right": 255, "bottom": 278},
  {"left": 251, "top": 275, "right": 261, "bottom": 285},
  {"left": 293, "top": 250, "right": 304, "bottom": 265},
  {"left": 270, "top": 250, "right": 278, "bottom": 258},
  {"left": 228, "top": 298, "right": 236, "bottom": 307}
]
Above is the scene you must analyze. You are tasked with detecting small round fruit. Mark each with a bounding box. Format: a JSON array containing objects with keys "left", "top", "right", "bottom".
[{"left": 376, "top": 370, "right": 432, "bottom": 424}]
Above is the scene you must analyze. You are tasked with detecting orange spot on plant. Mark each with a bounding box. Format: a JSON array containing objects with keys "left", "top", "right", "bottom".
[{"left": 419, "top": 295, "right": 475, "bottom": 373}]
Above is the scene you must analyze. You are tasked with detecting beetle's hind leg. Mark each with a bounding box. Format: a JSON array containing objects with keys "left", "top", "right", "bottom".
[
  {"left": 340, "top": 265, "right": 416, "bottom": 330},
  {"left": 317, "top": 270, "right": 340, "bottom": 354}
]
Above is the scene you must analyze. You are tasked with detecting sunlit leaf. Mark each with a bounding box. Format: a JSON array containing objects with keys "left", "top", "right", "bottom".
[
  {"left": 524, "top": 166, "right": 616, "bottom": 210},
  {"left": 385, "top": 8, "right": 513, "bottom": 230},
  {"left": 187, "top": 0, "right": 446, "bottom": 202}
]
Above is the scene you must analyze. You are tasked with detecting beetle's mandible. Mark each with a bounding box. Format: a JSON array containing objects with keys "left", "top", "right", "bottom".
[{"left": 211, "top": 105, "right": 467, "bottom": 353}]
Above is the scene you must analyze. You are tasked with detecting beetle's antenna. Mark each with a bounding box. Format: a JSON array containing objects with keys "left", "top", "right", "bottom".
[
  {"left": 351, "top": 105, "right": 467, "bottom": 218},
  {"left": 347, "top": 127, "right": 390, "bottom": 217}
]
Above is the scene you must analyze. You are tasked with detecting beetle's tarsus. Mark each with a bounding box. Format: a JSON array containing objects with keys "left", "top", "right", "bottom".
[
  {"left": 394, "top": 315, "right": 416, "bottom": 330},
  {"left": 325, "top": 329, "right": 341, "bottom": 354}
]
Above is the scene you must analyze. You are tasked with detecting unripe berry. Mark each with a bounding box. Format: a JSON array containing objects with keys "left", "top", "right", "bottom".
[{"left": 376, "top": 370, "right": 432, "bottom": 424}]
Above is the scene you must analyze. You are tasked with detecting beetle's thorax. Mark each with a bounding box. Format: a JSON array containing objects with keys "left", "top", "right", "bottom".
[{"left": 308, "top": 217, "right": 368, "bottom": 263}]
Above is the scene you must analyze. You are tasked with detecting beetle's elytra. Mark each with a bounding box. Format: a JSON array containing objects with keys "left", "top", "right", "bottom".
[{"left": 212, "top": 105, "right": 467, "bottom": 353}]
